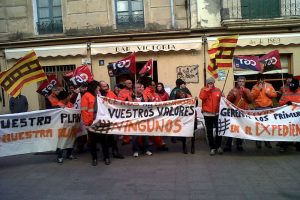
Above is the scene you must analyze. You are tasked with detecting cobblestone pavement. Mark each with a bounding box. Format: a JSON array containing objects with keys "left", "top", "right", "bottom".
[{"left": 1, "top": 136, "right": 300, "bottom": 200}]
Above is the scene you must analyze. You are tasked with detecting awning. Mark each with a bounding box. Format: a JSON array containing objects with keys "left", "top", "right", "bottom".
[
  {"left": 91, "top": 38, "right": 202, "bottom": 55},
  {"left": 5, "top": 44, "right": 87, "bottom": 59},
  {"left": 234, "top": 69, "right": 288, "bottom": 76},
  {"left": 207, "top": 33, "right": 300, "bottom": 47}
]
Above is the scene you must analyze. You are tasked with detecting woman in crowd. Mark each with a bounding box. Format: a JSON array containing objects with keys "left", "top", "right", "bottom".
[{"left": 156, "top": 82, "right": 169, "bottom": 101}]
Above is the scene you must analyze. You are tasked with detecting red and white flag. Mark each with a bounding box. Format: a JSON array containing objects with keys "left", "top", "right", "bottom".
[
  {"left": 107, "top": 52, "right": 136, "bottom": 77},
  {"left": 36, "top": 75, "right": 62, "bottom": 97},
  {"left": 65, "top": 65, "right": 94, "bottom": 86},
  {"left": 139, "top": 59, "right": 153, "bottom": 76},
  {"left": 259, "top": 50, "right": 281, "bottom": 72}
]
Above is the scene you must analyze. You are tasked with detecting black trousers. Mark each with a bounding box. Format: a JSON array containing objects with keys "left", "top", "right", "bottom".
[
  {"left": 204, "top": 115, "right": 222, "bottom": 150},
  {"left": 88, "top": 131, "right": 109, "bottom": 161}
]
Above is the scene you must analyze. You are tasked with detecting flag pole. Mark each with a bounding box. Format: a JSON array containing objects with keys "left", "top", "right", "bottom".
[
  {"left": 221, "top": 70, "right": 229, "bottom": 94},
  {"left": 203, "top": 36, "right": 207, "bottom": 85}
]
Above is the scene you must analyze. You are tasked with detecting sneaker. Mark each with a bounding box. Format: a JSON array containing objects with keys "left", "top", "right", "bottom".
[
  {"left": 133, "top": 152, "right": 139, "bottom": 157},
  {"left": 57, "top": 158, "right": 63, "bottom": 164},
  {"left": 210, "top": 149, "right": 216, "bottom": 156},
  {"left": 92, "top": 159, "right": 98, "bottom": 166},
  {"left": 104, "top": 158, "right": 111, "bottom": 165},
  {"left": 217, "top": 147, "right": 223, "bottom": 155},
  {"left": 66, "top": 155, "right": 76, "bottom": 160},
  {"left": 279, "top": 147, "right": 286, "bottom": 153},
  {"left": 145, "top": 151, "right": 152, "bottom": 156}
]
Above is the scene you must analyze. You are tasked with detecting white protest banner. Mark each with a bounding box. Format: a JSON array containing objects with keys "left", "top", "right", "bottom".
[
  {"left": 218, "top": 97, "right": 300, "bottom": 141},
  {"left": 0, "top": 108, "right": 86, "bottom": 157},
  {"left": 89, "top": 96, "right": 196, "bottom": 137}
]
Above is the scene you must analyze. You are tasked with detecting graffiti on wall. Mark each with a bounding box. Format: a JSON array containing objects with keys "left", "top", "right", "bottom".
[{"left": 176, "top": 65, "right": 199, "bottom": 83}]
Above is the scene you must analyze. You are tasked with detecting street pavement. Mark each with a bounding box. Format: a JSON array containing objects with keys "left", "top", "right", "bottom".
[{"left": 1, "top": 135, "right": 300, "bottom": 200}]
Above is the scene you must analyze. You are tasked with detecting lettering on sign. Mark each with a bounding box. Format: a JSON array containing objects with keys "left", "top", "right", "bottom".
[
  {"left": 176, "top": 65, "right": 199, "bottom": 83},
  {"left": 248, "top": 38, "right": 281, "bottom": 45},
  {"left": 115, "top": 44, "right": 176, "bottom": 53}
]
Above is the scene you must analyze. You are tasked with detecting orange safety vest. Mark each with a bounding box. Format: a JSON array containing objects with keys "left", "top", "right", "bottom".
[
  {"left": 227, "top": 87, "right": 253, "bottom": 110},
  {"left": 199, "top": 86, "right": 222, "bottom": 114},
  {"left": 81, "top": 92, "right": 95, "bottom": 126},
  {"left": 48, "top": 94, "right": 59, "bottom": 107},
  {"left": 118, "top": 88, "right": 133, "bottom": 101},
  {"left": 251, "top": 82, "right": 277, "bottom": 108},
  {"left": 106, "top": 90, "right": 118, "bottom": 99},
  {"left": 279, "top": 88, "right": 300, "bottom": 106},
  {"left": 143, "top": 87, "right": 161, "bottom": 102}
]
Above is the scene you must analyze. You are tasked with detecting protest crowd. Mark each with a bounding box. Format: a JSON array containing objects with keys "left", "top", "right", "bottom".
[{"left": 1, "top": 37, "right": 300, "bottom": 166}]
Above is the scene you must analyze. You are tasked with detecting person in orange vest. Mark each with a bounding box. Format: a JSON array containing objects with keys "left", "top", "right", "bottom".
[
  {"left": 56, "top": 91, "right": 75, "bottom": 164},
  {"left": 132, "top": 82, "right": 152, "bottom": 157},
  {"left": 117, "top": 79, "right": 134, "bottom": 144},
  {"left": 278, "top": 78, "right": 300, "bottom": 152},
  {"left": 277, "top": 73, "right": 293, "bottom": 100},
  {"left": 81, "top": 80, "right": 110, "bottom": 166},
  {"left": 225, "top": 76, "right": 253, "bottom": 152},
  {"left": 99, "top": 81, "right": 124, "bottom": 159},
  {"left": 251, "top": 73, "right": 277, "bottom": 149},
  {"left": 142, "top": 78, "right": 169, "bottom": 151},
  {"left": 46, "top": 86, "right": 61, "bottom": 109},
  {"left": 199, "top": 77, "right": 223, "bottom": 156}
]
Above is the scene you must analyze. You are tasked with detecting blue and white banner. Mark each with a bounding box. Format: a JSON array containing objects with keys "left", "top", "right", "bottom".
[{"left": 0, "top": 108, "right": 86, "bottom": 157}]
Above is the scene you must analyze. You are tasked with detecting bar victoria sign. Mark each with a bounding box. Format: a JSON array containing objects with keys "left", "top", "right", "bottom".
[{"left": 115, "top": 44, "right": 177, "bottom": 53}]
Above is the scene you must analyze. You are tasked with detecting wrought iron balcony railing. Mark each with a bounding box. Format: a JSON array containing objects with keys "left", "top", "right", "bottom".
[
  {"left": 221, "top": 0, "right": 300, "bottom": 20},
  {"left": 116, "top": 13, "right": 144, "bottom": 29},
  {"left": 37, "top": 19, "right": 63, "bottom": 34}
]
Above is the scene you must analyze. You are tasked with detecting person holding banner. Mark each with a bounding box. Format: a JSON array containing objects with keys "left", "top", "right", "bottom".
[
  {"left": 132, "top": 82, "right": 152, "bottom": 157},
  {"left": 199, "top": 77, "right": 223, "bottom": 155},
  {"left": 81, "top": 80, "right": 110, "bottom": 166},
  {"left": 278, "top": 74, "right": 293, "bottom": 100},
  {"left": 156, "top": 82, "right": 170, "bottom": 101},
  {"left": 99, "top": 81, "right": 124, "bottom": 159},
  {"left": 118, "top": 79, "right": 134, "bottom": 145},
  {"left": 251, "top": 73, "right": 277, "bottom": 149},
  {"left": 56, "top": 91, "right": 75, "bottom": 164},
  {"left": 225, "top": 76, "right": 253, "bottom": 152},
  {"left": 142, "top": 78, "right": 169, "bottom": 151},
  {"left": 278, "top": 78, "right": 300, "bottom": 152},
  {"left": 46, "top": 86, "right": 61, "bottom": 109}
]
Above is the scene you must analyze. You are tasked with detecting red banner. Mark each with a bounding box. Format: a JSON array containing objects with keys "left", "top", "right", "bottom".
[
  {"left": 107, "top": 53, "right": 136, "bottom": 77},
  {"left": 36, "top": 75, "right": 62, "bottom": 97}
]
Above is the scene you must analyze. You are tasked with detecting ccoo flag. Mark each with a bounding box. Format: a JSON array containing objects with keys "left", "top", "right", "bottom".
[{"left": 0, "top": 50, "right": 47, "bottom": 97}]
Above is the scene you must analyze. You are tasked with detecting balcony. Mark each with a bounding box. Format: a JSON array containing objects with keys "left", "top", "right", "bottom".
[
  {"left": 116, "top": 13, "right": 144, "bottom": 29},
  {"left": 37, "top": 19, "right": 63, "bottom": 35},
  {"left": 222, "top": 0, "right": 300, "bottom": 20}
]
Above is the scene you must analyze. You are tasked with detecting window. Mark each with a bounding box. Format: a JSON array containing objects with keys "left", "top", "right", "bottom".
[
  {"left": 39, "top": 64, "right": 75, "bottom": 109},
  {"left": 241, "top": 0, "right": 280, "bottom": 19},
  {"left": 115, "top": 0, "right": 144, "bottom": 28},
  {"left": 36, "top": 0, "right": 63, "bottom": 34},
  {"left": 44, "top": 65, "right": 76, "bottom": 89}
]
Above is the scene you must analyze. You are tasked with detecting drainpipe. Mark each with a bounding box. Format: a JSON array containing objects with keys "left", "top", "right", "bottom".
[{"left": 170, "top": 0, "right": 176, "bottom": 29}]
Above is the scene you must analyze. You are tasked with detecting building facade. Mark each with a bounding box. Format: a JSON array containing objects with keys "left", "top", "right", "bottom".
[{"left": 0, "top": 0, "right": 300, "bottom": 113}]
